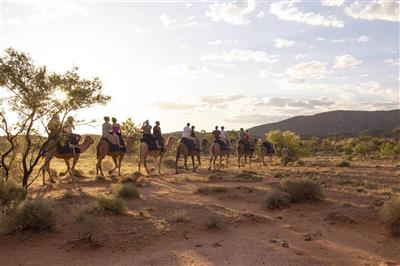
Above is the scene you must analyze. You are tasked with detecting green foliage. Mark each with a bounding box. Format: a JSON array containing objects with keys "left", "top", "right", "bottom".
[
  {"left": 11, "top": 199, "right": 56, "bottom": 232},
  {"left": 379, "top": 142, "right": 400, "bottom": 158},
  {"left": 266, "top": 130, "right": 304, "bottom": 161},
  {"left": 94, "top": 196, "right": 125, "bottom": 214},
  {"left": 263, "top": 189, "right": 291, "bottom": 210},
  {"left": 0, "top": 181, "right": 26, "bottom": 207},
  {"left": 381, "top": 198, "right": 400, "bottom": 236},
  {"left": 111, "top": 183, "right": 139, "bottom": 199},
  {"left": 74, "top": 211, "right": 100, "bottom": 242},
  {"left": 121, "top": 118, "right": 141, "bottom": 140},
  {"left": 282, "top": 179, "right": 323, "bottom": 202},
  {"left": 353, "top": 142, "right": 376, "bottom": 157}
]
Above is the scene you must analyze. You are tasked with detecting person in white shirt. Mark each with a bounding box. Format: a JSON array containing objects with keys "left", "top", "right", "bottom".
[
  {"left": 220, "top": 126, "right": 230, "bottom": 147},
  {"left": 182, "top": 123, "right": 191, "bottom": 139}
]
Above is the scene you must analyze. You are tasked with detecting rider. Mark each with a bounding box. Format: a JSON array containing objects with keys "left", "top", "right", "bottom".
[
  {"left": 47, "top": 114, "right": 61, "bottom": 141},
  {"left": 190, "top": 125, "right": 200, "bottom": 151},
  {"left": 212, "top": 126, "right": 220, "bottom": 142},
  {"left": 245, "top": 130, "right": 253, "bottom": 150},
  {"left": 111, "top": 117, "right": 122, "bottom": 147},
  {"left": 141, "top": 120, "right": 157, "bottom": 150},
  {"left": 238, "top": 128, "right": 246, "bottom": 145},
  {"left": 182, "top": 123, "right": 191, "bottom": 139},
  {"left": 220, "top": 126, "right": 229, "bottom": 147},
  {"left": 63, "top": 116, "right": 81, "bottom": 145},
  {"left": 153, "top": 121, "right": 164, "bottom": 151},
  {"left": 102, "top": 116, "right": 112, "bottom": 136}
]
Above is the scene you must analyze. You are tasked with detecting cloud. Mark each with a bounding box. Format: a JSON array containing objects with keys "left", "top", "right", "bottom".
[
  {"left": 355, "top": 81, "right": 394, "bottom": 96},
  {"left": 294, "top": 54, "right": 308, "bottom": 60},
  {"left": 264, "top": 97, "right": 335, "bottom": 109},
  {"left": 155, "top": 101, "right": 197, "bottom": 110},
  {"left": 256, "top": 11, "right": 265, "bottom": 18},
  {"left": 286, "top": 60, "right": 328, "bottom": 82},
  {"left": 357, "top": 35, "right": 369, "bottom": 42},
  {"left": 321, "top": 0, "right": 345, "bottom": 7},
  {"left": 269, "top": 0, "right": 344, "bottom": 28},
  {"left": 160, "top": 14, "right": 201, "bottom": 30},
  {"left": 345, "top": 0, "right": 400, "bottom": 22},
  {"left": 165, "top": 64, "right": 210, "bottom": 79},
  {"left": 206, "top": 0, "right": 256, "bottom": 25},
  {"left": 202, "top": 49, "right": 279, "bottom": 63},
  {"left": 332, "top": 54, "right": 362, "bottom": 69},
  {"left": 383, "top": 58, "right": 400, "bottom": 66},
  {"left": 206, "top": 40, "right": 239, "bottom": 45},
  {"left": 224, "top": 114, "right": 289, "bottom": 124},
  {"left": 274, "top": 38, "right": 295, "bottom": 48},
  {"left": 200, "top": 94, "right": 245, "bottom": 107}
]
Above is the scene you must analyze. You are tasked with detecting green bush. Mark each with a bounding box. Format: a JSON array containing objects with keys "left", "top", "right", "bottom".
[
  {"left": 112, "top": 183, "right": 139, "bottom": 199},
  {"left": 0, "top": 181, "right": 26, "bottom": 207},
  {"left": 381, "top": 198, "right": 400, "bottom": 236},
  {"left": 267, "top": 130, "right": 305, "bottom": 161},
  {"left": 74, "top": 211, "right": 100, "bottom": 242},
  {"left": 94, "top": 196, "right": 125, "bottom": 214},
  {"left": 282, "top": 179, "right": 322, "bottom": 202},
  {"left": 263, "top": 189, "right": 291, "bottom": 210},
  {"left": 12, "top": 199, "right": 56, "bottom": 231}
]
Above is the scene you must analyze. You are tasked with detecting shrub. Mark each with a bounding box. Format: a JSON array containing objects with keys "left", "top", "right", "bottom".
[
  {"left": 163, "top": 158, "right": 176, "bottom": 168},
  {"left": 263, "top": 189, "right": 291, "bottom": 210},
  {"left": 0, "top": 181, "right": 26, "bottom": 207},
  {"left": 94, "top": 196, "right": 125, "bottom": 214},
  {"left": 74, "top": 212, "right": 100, "bottom": 242},
  {"left": 112, "top": 183, "right": 139, "bottom": 199},
  {"left": 381, "top": 198, "right": 400, "bottom": 236},
  {"left": 336, "top": 160, "right": 350, "bottom": 167},
  {"left": 206, "top": 215, "right": 222, "bottom": 229},
  {"left": 274, "top": 172, "right": 284, "bottom": 179},
  {"left": 197, "top": 185, "right": 227, "bottom": 194},
  {"left": 282, "top": 179, "right": 322, "bottom": 202},
  {"left": 169, "top": 209, "right": 190, "bottom": 223},
  {"left": 12, "top": 199, "right": 56, "bottom": 231}
]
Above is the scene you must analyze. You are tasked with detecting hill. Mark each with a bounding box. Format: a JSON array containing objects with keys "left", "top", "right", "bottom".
[{"left": 248, "top": 110, "right": 400, "bottom": 137}]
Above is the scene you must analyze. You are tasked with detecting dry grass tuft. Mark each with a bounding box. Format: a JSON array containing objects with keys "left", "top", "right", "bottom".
[
  {"left": 169, "top": 209, "right": 191, "bottom": 223},
  {"left": 336, "top": 160, "right": 351, "bottom": 167},
  {"left": 205, "top": 215, "right": 223, "bottom": 229},
  {"left": 74, "top": 211, "right": 101, "bottom": 242},
  {"left": 163, "top": 158, "right": 176, "bottom": 168},
  {"left": 282, "top": 179, "right": 323, "bottom": 202},
  {"left": 92, "top": 196, "right": 125, "bottom": 214},
  {"left": 381, "top": 198, "right": 400, "bottom": 236},
  {"left": 197, "top": 185, "right": 227, "bottom": 194},
  {"left": 111, "top": 183, "right": 139, "bottom": 199},
  {"left": 264, "top": 189, "right": 291, "bottom": 210},
  {"left": 0, "top": 181, "right": 26, "bottom": 207}
]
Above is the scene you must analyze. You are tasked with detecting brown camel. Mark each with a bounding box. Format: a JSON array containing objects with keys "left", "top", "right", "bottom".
[
  {"left": 237, "top": 139, "right": 258, "bottom": 168},
  {"left": 208, "top": 142, "right": 230, "bottom": 171},
  {"left": 259, "top": 143, "right": 274, "bottom": 168},
  {"left": 41, "top": 136, "right": 94, "bottom": 185},
  {"left": 175, "top": 139, "right": 201, "bottom": 174},
  {"left": 138, "top": 136, "right": 176, "bottom": 174},
  {"left": 96, "top": 137, "right": 128, "bottom": 177}
]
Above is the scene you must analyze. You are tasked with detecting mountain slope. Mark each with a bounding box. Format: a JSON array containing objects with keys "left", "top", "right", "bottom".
[{"left": 248, "top": 110, "right": 400, "bottom": 137}]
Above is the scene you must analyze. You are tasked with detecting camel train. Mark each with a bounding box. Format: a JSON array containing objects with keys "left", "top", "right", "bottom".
[{"left": 40, "top": 117, "right": 277, "bottom": 185}]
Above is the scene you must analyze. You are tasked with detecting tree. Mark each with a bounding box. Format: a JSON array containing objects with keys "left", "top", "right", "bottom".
[
  {"left": 266, "top": 130, "right": 303, "bottom": 161},
  {"left": 121, "top": 118, "right": 141, "bottom": 154},
  {"left": 0, "top": 48, "right": 110, "bottom": 187}
]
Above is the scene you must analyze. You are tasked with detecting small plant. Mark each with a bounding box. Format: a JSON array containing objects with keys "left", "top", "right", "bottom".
[
  {"left": 12, "top": 199, "right": 56, "bottom": 232},
  {"left": 282, "top": 179, "right": 323, "bottom": 202},
  {"left": 163, "top": 158, "right": 176, "bottom": 168},
  {"left": 263, "top": 189, "right": 291, "bottom": 210},
  {"left": 63, "top": 190, "right": 76, "bottom": 199},
  {"left": 206, "top": 215, "right": 222, "bottom": 229},
  {"left": 112, "top": 183, "right": 139, "bottom": 199},
  {"left": 295, "top": 160, "right": 305, "bottom": 166},
  {"left": 197, "top": 185, "right": 227, "bottom": 194},
  {"left": 274, "top": 172, "right": 284, "bottom": 179},
  {"left": 336, "top": 160, "right": 350, "bottom": 167},
  {"left": 0, "top": 181, "right": 26, "bottom": 207},
  {"left": 94, "top": 196, "right": 125, "bottom": 214},
  {"left": 74, "top": 211, "right": 100, "bottom": 242},
  {"left": 381, "top": 198, "right": 400, "bottom": 236},
  {"left": 169, "top": 209, "right": 191, "bottom": 223}
]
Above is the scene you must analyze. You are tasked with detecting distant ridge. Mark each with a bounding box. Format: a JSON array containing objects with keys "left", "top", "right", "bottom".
[{"left": 248, "top": 110, "right": 400, "bottom": 137}]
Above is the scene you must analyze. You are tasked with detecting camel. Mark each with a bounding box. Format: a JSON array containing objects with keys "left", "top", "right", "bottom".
[
  {"left": 208, "top": 142, "right": 230, "bottom": 171},
  {"left": 237, "top": 139, "right": 258, "bottom": 168},
  {"left": 259, "top": 143, "right": 274, "bottom": 168},
  {"left": 41, "top": 136, "right": 94, "bottom": 185},
  {"left": 96, "top": 137, "right": 128, "bottom": 177},
  {"left": 138, "top": 136, "right": 176, "bottom": 174},
  {"left": 175, "top": 139, "right": 201, "bottom": 174}
]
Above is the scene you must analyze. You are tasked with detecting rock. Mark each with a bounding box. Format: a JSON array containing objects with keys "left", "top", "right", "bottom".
[
  {"left": 195, "top": 243, "right": 203, "bottom": 248},
  {"left": 304, "top": 233, "right": 311, "bottom": 241},
  {"left": 212, "top": 242, "right": 222, "bottom": 247},
  {"left": 282, "top": 241, "right": 289, "bottom": 248},
  {"left": 276, "top": 216, "right": 283, "bottom": 220},
  {"left": 269, "top": 239, "right": 278, "bottom": 243}
]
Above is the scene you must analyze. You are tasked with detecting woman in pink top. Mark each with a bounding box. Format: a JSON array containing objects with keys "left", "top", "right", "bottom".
[{"left": 111, "top": 117, "right": 122, "bottom": 146}]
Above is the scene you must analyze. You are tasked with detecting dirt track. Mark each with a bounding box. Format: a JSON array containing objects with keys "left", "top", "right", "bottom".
[{"left": 0, "top": 156, "right": 399, "bottom": 265}]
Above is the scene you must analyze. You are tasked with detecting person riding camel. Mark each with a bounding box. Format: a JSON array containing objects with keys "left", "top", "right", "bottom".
[
  {"left": 190, "top": 125, "right": 200, "bottom": 151},
  {"left": 101, "top": 116, "right": 116, "bottom": 144},
  {"left": 238, "top": 128, "right": 246, "bottom": 145},
  {"left": 281, "top": 145, "right": 290, "bottom": 166},
  {"left": 153, "top": 121, "right": 164, "bottom": 151},
  {"left": 47, "top": 114, "right": 61, "bottom": 141},
  {"left": 111, "top": 117, "right": 123, "bottom": 147},
  {"left": 220, "top": 126, "right": 230, "bottom": 148},
  {"left": 181, "top": 123, "right": 195, "bottom": 151},
  {"left": 63, "top": 116, "right": 81, "bottom": 146},
  {"left": 245, "top": 130, "right": 253, "bottom": 151},
  {"left": 141, "top": 120, "right": 158, "bottom": 150},
  {"left": 212, "top": 126, "right": 227, "bottom": 150}
]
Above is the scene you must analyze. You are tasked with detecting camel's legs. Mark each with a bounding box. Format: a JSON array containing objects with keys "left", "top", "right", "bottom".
[
  {"left": 226, "top": 155, "right": 229, "bottom": 168},
  {"left": 208, "top": 155, "right": 213, "bottom": 171},
  {"left": 195, "top": 154, "right": 201, "bottom": 171},
  {"left": 238, "top": 154, "right": 241, "bottom": 169},
  {"left": 191, "top": 155, "right": 195, "bottom": 171},
  {"left": 41, "top": 156, "right": 51, "bottom": 186},
  {"left": 118, "top": 153, "right": 124, "bottom": 176},
  {"left": 219, "top": 155, "right": 222, "bottom": 169},
  {"left": 64, "top": 159, "right": 71, "bottom": 179},
  {"left": 144, "top": 155, "right": 149, "bottom": 174},
  {"left": 71, "top": 155, "right": 79, "bottom": 181},
  {"left": 96, "top": 156, "right": 105, "bottom": 177},
  {"left": 249, "top": 154, "right": 252, "bottom": 168},
  {"left": 175, "top": 150, "right": 180, "bottom": 174},
  {"left": 156, "top": 156, "right": 161, "bottom": 175},
  {"left": 110, "top": 156, "right": 118, "bottom": 174},
  {"left": 184, "top": 156, "right": 188, "bottom": 171}
]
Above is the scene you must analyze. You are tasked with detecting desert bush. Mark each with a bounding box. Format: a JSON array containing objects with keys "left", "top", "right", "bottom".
[
  {"left": 11, "top": 199, "right": 56, "bottom": 231},
  {"left": 353, "top": 142, "right": 376, "bottom": 158},
  {"left": 74, "top": 211, "right": 100, "bottom": 242},
  {"left": 0, "top": 181, "right": 26, "bottom": 207},
  {"left": 205, "top": 215, "right": 223, "bottom": 229},
  {"left": 163, "top": 158, "right": 176, "bottom": 168},
  {"left": 263, "top": 189, "right": 291, "bottom": 210},
  {"left": 381, "top": 198, "right": 400, "bottom": 236},
  {"left": 295, "top": 160, "right": 305, "bottom": 166},
  {"left": 267, "top": 130, "right": 305, "bottom": 161},
  {"left": 274, "top": 172, "right": 285, "bottom": 179},
  {"left": 94, "top": 196, "right": 125, "bottom": 214},
  {"left": 197, "top": 185, "right": 227, "bottom": 194},
  {"left": 282, "top": 179, "right": 322, "bottom": 202},
  {"left": 169, "top": 209, "right": 191, "bottom": 223},
  {"left": 112, "top": 183, "right": 139, "bottom": 199},
  {"left": 336, "top": 160, "right": 350, "bottom": 167}
]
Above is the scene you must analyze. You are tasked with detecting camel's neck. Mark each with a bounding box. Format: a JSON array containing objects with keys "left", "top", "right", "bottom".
[{"left": 79, "top": 138, "right": 92, "bottom": 153}]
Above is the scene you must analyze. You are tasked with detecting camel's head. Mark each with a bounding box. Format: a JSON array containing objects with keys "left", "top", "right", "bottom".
[
  {"left": 166, "top": 136, "right": 177, "bottom": 147},
  {"left": 83, "top": 135, "right": 95, "bottom": 145}
]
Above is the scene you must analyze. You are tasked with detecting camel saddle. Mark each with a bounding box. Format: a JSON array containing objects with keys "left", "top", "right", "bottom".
[
  {"left": 181, "top": 137, "right": 198, "bottom": 152},
  {"left": 57, "top": 141, "right": 80, "bottom": 154},
  {"left": 140, "top": 134, "right": 159, "bottom": 151},
  {"left": 215, "top": 140, "right": 229, "bottom": 151},
  {"left": 101, "top": 137, "right": 127, "bottom": 152}
]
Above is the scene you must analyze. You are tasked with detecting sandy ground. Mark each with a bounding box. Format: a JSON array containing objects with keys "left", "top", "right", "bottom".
[{"left": 0, "top": 154, "right": 399, "bottom": 266}]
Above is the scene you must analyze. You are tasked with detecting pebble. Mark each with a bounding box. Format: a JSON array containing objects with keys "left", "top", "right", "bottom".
[
  {"left": 282, "top": 241, "right": 289, "bottom": 248},
  {"left": 212, "top": 242, "right": 222, "bottom": 247},
  {"left": 304, "top": 234, "right": 311, "bottom": 241},
  {"left": 269, "top": 239, "right": 278, "bottom": 243},
  {"left": 195, "top": 243, "right": 203, "bottom": 248}
]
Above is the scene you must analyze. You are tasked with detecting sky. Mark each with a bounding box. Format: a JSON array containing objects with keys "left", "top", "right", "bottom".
[{"left": 0, "top": 0, "right": 399, "bottom": 133}]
